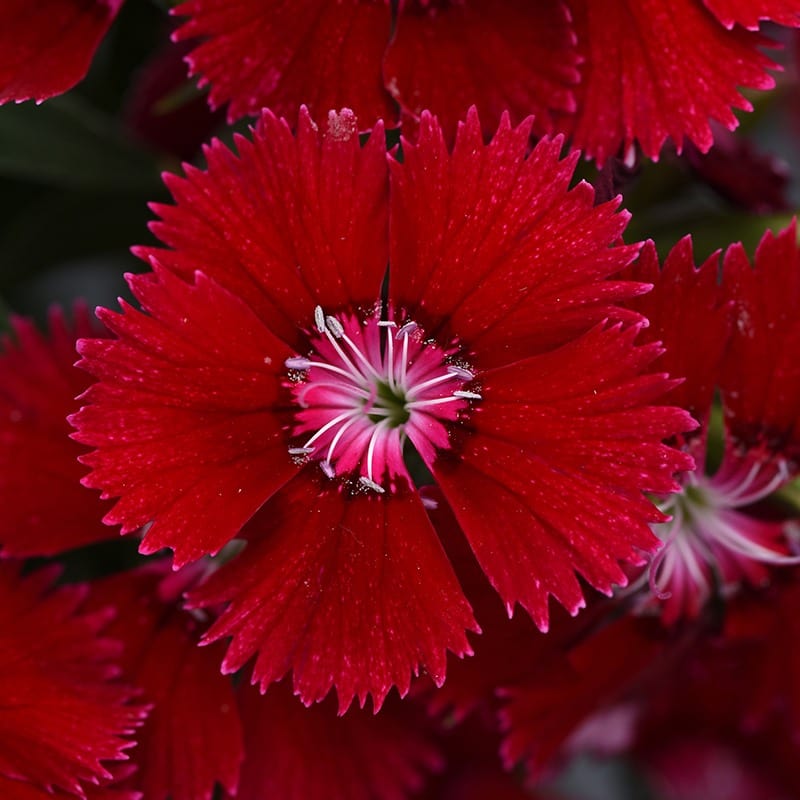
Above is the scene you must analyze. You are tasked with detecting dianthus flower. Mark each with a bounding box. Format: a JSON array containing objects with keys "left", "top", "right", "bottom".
[
  {"left": 71, "top": 107, "right": 693, "bottom": 710},
  {"left": 0, "top": 1, "right": 124, "bottom": 104},
  {"left": 0, "top": 306, "right": 116, "bottom": 557},
  {"left": 625, "top": 224, "right": 800, "bottom": 624},
  {"left": 173, "top": 0, "right": 799, "bottom": 160},
  {"left": 0, "top": 563, "right": 144, "bottom": 797}
]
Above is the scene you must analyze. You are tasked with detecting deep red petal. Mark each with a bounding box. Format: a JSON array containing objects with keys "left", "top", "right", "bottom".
[
  {"left": 702, "top": 0, "right": 800, "bottom": 29},
  {"left": 0, "top": 774, "right": 139, "bottom": 800},
  {"left": 70, "top": 268, "right": 299, "bottom": 567},
  {"left": 622, "top": 238, "right": 732, "bottom": 428},
  {"left": 720, "top": 221, "right": 800, "bottom": 460},
  {"left": 86, "top": 567, "right": 243, "bottom": 800},
  {"left": 390, "top": 110, "right": 644, "bottom": 369},
  {"left": 0, "top": 0, "right": 123, "bottom": 103},
  {"left": 500, "top": 616, "right": 665, "bottom": 777},
  {"left": 236, "top": 682, "right": 441, "bottom": 799},
  {"left": 422, "top": 324, "right": 694, "bottom": 628},
  {"left": 563, "top": 0, "right": 778, "bottom": 163},
  {"left": 173, "top": 0, "right": 396, "bottom": 126},
  {"left": 0, "top": 306, "right": 117, "bottom": 557},
  {"left": 0, "top": 564, "right": 144, "bottom": 796},
  {"left": 384, "top": 0, "right": 579, "bottom": 143},
  {"left": 135, "top": 108, "right": 388, "bottom": 348},
  {"left": 190, "top": 475, "right": 477, "bottom": 712}
]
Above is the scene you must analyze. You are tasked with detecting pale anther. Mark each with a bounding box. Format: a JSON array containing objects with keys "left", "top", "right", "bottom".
[
  {"left": 396, "top": 321, "right": 418, "bottom": 339},
  {"left": 359, "top": 476, "right": 386, "bottom": 494},
  {"left": 454, "top": 390, "right": 482, "bottom": 400},
  {"left": 447, "top": 365, "right": 474, "bottom": 380},
  {"left": 325, "top": 315, "right": 344, "bottom": 339},
  {"left": 314, "top": 305, "right": 326, "bottom": 333},
  {"left": 320, "top": 460, "right": 336, "bottom": 479},
  {"left": 377, "top": 320, "right": 397, "bottom": 328},
  {"left": 285, "top": 356, "right": 312, "bottom": 370},
  {"left": 288, "top": 447, "right": 314, "bottom": 455}
]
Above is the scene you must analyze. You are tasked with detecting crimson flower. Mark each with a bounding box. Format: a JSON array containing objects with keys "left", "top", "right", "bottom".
[
  {"left": 625, "top": 224, "right": 800, "bottom": 624},
  {"left": 71, "top": 107, "right": 693, "bottom": 710},
  {"left": 173, "top": 0, "right": 798, "bottom": 160},
  {"left": 0, "top": 306, "right": 116, "bottom": 557},
  {"left": 0, "top": 0, "right": 124, "bottom": 104},
  {"left": 0, "top": 564, "right": 144, "bottom": 797}
]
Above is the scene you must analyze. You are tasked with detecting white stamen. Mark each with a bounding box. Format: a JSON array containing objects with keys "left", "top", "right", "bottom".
[
  {"left": 395, "top": 321, "right": 418, "bottom": 339},
  {"left": 320, "top": 460, "right": 336, "bottom": 479},
  {"left": 453, "top": 390, "right": 482, "bottom": 400},
  {"left": 288, "top": 447, "right": 314, "bottom": 455},
  {"left": 285, "top": 356, "right": 312, "bottom": 370},
  {"left": 447, "top": 365, "right": 475, "bottom": 380},
  {"left": 314, "top": 305, "right": 326, "bottom": 332},
  {"left": 325, "top": 315, "right": 344, "bottom": 339},
  {"left": 377, "top": 320, "right": 397, "bottom": 328},
  {"left": 359, "top": 476, "right": 385, "bottom": 494}
]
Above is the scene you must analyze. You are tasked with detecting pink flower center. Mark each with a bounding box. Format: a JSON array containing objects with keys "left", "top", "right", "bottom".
[{"left": 284, "top": 306, "right": 480, "bottom": 494}]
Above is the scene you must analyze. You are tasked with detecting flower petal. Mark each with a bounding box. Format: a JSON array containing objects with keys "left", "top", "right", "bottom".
[
  {"left": 384, "top": 0, "right": 579, "bottom": 142},
  {"left": 390, "top": 110, "right": 644, "bottom": 369},
  {"left": 563, "top": 0, "right": 778, "bottom": 163},
  {"left": 174, "top": 0, "right": 396, "bottom": 126},
  {"left": 0, "top": 0, "right": 123, "bottom": 104},
  {"left": 190, "top": 475, "right": 477, "bottom": 712}
]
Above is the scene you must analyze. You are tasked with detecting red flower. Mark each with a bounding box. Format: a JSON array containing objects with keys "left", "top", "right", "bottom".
[
  {"left": 71, "top": 107, "right": 693, "bottom": 710},
  {"left": 173, "top": 1, "right": 798, "bottom": 160},
  {"left": 0, "top": 306, "right": 116, "bottom": 557},
  {"left": 84, "top": 564, "right": 243, "bottom": 800},
  {"left": 235, "top": 681, "right": 441, "bottom": 800},
  {"left": 0, "top": 0, "right": 124, "bottom": 104},
  {"left": 563, "top": 0, "right": 785, "bottom": 165},
  {"left": 0, "top": 563, "right": 144, "bottom": 797},
  {"left": 624, "top": 224, "right": 800, "bottom": 624}
]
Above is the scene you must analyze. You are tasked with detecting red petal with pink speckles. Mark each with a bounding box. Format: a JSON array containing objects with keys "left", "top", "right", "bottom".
[
  {"left": 173, "top": 0, "right": 395, "bottom": 126},
  {"left": 428, "top": 323, "right": 694, "bottom": 629},
  {"left": 0, "top": 564, "right": 144, "bottom": 796},
  {"left": 70, "top": 267, "right": 299, "bottom": 568},
  {"left": 702, "top": 0, "right": 800, "bottom": 29},
  {"left": 390, "top": 110, "right": 646, "bottom": 369},
  {"left": 134, "top": 108, "right": 389, "bottom": 349},
  {"left": 190, "top": 475, "right": 477, "bottom": 712},
  {"left": 235, "top": 682, "right": 441, "bottom": 799},
  {"left": 0, "top": 0, "right": 123, "bottom": 103},
  {"left": 384, "top": 0, "right": 579, "bottom": 143},
  {"left": 0, "top": 307, "right": 117, "bottom": 557},
  {"left": 563, "top": 0, "right": 778, "bottom": 163}
]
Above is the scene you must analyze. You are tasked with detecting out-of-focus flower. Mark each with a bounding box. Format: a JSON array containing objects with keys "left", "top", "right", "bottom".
[
  {"left": 235, "top": 681, "right": 441, "bottom": 800},
  {"left": 70, "top": 106, "right": 693, "bottom": 711},
  {"left": 625, "top": 224, "right": 800, "bottom": 624},
  {"left": 0, "top": 0, "right": 124, "bottom": 104},
  {"left": 0, "top": 306, "right": 116, "bottom": 557},
  {"left": 84, "top": 563, "right": 243, "bottom": 800},
  {"left": 0, "top": 563, "right": 145, "bottom": 797}
]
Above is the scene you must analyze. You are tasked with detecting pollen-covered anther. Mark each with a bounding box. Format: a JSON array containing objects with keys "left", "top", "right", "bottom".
[{"left": 285, "top": 309, "right": 480, "bottom": 492}]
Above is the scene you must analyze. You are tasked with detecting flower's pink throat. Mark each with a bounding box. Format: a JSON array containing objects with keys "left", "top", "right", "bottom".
[{"left": 285, "top": 306, "right": 480, "bottom": 494}]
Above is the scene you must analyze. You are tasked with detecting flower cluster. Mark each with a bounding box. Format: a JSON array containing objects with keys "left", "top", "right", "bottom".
[{"left": 1, "top": 1, "right": 800, "bottom": 798}]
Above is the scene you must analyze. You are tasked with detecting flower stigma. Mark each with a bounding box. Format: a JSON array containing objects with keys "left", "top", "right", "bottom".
[{"left": 285, "top": 306, "right": 480, "bottom": 494}]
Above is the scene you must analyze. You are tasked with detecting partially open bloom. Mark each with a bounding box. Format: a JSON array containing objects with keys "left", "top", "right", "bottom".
[
  {"left": 0, "top": 1, "right": 124, "bottom": 104},
  {"left": 71, "top": 107, "right": 693, "bottom": 710},
  {"left": 626, "top": 224, "right": 800, "bottom": 624}
]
